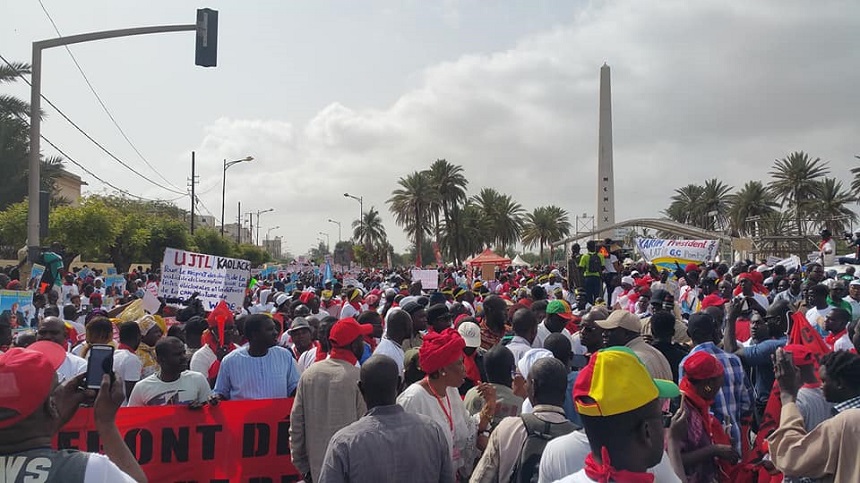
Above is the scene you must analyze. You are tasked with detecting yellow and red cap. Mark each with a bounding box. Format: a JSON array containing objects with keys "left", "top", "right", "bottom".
[{"left": 574, "top": 346, "right": 679, "bottom": 417}]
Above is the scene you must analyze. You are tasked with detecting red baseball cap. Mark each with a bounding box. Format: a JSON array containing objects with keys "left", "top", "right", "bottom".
[
  {"left": 329, "top": 317, "right": 373, "bottom": 348},
  {"left": 0, "top": 341, "right": 67, "bottom": 429}
]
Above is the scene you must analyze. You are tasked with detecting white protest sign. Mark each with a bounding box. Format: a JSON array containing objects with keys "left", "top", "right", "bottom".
[
  {"left": 635, "top": 238, "right": 720, "bottom": 269},
  {"left": 159, "top": 248, "right": 251, "bottom": 311},
  {"left": 411, "top": 269, "right": 439, "bottom": 290}
]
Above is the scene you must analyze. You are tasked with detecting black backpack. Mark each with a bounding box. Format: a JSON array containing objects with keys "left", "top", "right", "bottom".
[
  {"left": 510, "top": 413, "right": 579, "bottom": 483},
  {"left": 587, "top": 252, "right": 603, "bottom": 274}
]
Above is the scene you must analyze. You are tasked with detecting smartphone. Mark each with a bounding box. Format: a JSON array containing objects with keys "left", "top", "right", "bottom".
[{"left": 85, "top": 344, "right": 115, "bottom": 390}]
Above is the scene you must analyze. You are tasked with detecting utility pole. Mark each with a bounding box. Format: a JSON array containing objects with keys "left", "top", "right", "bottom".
[
  {"left": 189, "top": 151, "right": 198, "bottom": 234},
  {"left": 237, "top": 201, "right": 241, "bottom": 244},
  {"left": 247, "top": 213, "right": 254, "bottom": 246}
]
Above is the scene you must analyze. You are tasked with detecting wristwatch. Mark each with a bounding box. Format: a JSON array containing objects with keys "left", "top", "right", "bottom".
[{"left": 479, "top": 429, "right": 491, "bottom": 437}]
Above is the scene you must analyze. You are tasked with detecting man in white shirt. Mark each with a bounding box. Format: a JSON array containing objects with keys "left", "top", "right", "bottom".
[
  {"left": 825, "top": 308, "right": 854, "bottom": 352},
  {"left": 128, "top": 337, "right": 212, "bottom": 407},
  {"left": 36, "top": 316, "right": 86, "bottom": 383},
  {"left": 507, "top": 308, "right": 538, "bottom": 364},
  {"left": 819, "top": 229, "right": 836, "bottom": 267},
  {"left": 374, "top": 310, "right": 412, "bottom": 375},
  {"left": 114, "top": 321, "right": 143, "bottom": 403}
]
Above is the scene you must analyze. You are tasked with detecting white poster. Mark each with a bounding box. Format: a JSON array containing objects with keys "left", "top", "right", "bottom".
[
  {"left": 159, "top": 248, "right": 251, "bottom": 311},
  {"left": 634, "top": 238, "right": 720, "bottom": 270},
  {"left": 411, "top": 269, "right": 439, "bottom": 290}
]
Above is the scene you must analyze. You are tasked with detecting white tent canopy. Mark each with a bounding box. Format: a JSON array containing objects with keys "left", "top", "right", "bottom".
[{"left": 511, "top": 254, "right": 531, "bottom": 267}]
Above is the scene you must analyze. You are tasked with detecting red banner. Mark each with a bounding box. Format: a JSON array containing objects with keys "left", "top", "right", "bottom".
[
  {"left": 789, "top": 311, "right": 831, "bottom": 363},
  {"left": 54, "top": 398, "right": 301, "bottom": 483}
]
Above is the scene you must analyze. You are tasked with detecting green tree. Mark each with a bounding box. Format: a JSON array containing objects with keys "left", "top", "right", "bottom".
[
  {"left": 191, "top": 227, "right": 234, "bottom": 258},
  {"left": 388, "top": 171, "right": 435, "bottom": 265},
  {"left": 768, "top": 151, "right": 829, "bottom": 235},
  {"left": 699, "top": 178, "right": 733, "bottom": 231},
  {"left": 442, "top": 202, "right": 486, "bottom": 263},
  {"left": 471, "top": 188, "right": 523, "bottom": 252},
  {"left": 0, "top": 200, "right": 29, "bottom": 252},
  {"left": 427, "top": 159, "right": 468, "bottom": 246},
  {"left": 234, "top": 244, "right": 270, "bottom": 267},
  {"left": 352, "top": 206, "right": 388, "bottom": 251},
  {"left": 664, "top": 184, "right": 704, "bottom": 227},
  {"left": 521, "top": 205, "right": 571, "bottom": 264},
  {"left": 49, "top": 198, "right": 120, "bottom": 266},
  {"left": 851, "top": 155, "right": 860, "bottom": 196},
  {"left": 727, "top": 181, "right": 779, "bottom": 236},
  {"left": 143, "top": 218, "right": 190, "bottom": 270},
  {"left": 811, "top": 177, "right": 857, "bottom": 235}
]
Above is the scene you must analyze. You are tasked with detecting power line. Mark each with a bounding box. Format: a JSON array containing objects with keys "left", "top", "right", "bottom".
[
  {"left": 7, "top": 109, "right": 178, "bottom": 203},
  {"left": 35, "top": 0, "right": 185, "bottom": 192},
  {"left": 0, "top": 52, "right": 187, "bottom": 196}
]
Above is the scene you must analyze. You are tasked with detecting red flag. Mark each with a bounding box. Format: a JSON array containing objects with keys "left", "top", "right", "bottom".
[{"left": 789, "top": 311, "right": 831, "bottom": 364}]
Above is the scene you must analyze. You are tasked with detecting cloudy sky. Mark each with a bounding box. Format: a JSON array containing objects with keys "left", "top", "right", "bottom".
[{"left": 2, "top": 0, "right": 858, "bottom": 255}]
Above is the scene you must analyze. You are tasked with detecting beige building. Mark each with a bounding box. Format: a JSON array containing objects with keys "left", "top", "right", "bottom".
[
  {"left": 55, "top": 169, "right": 86, "bottom": 206},
  {"left": 263, "top": 237, "right": 282, "bottom": 259}
]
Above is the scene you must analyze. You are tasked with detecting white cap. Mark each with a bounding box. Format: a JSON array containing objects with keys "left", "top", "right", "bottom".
[
  {"left": 274, "top": 293, "right": 289, "bottom": 307},
  {"left": 621, "top": 276, "right": 635, "bottom": 286},
  {"left": 517, "top": 348, "right": 553, "bottom": 380},
  {"left": 457, "top": 321, "right": 481, "bottom": 348}
]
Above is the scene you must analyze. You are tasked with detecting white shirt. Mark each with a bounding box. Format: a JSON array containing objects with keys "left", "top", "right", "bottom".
[
  {"left": 57, "top": 352, "right": 87, "bottom": 384},
  {"left": 538, "top": 430, "right": 681, "bottom": 483},
  {"left": 806, "top": 306, "right": 832, "bottom": 333},
  {"left": 832, "top": 331, "right": 854, "bottom": 351},
  {"left": 190, "top": 344, "right": 219, "bottom": 378},
  {"left": 604, "top": 254, "right": 618, "bottom": 273},
  {"left": 820, "top": 238, "right": 836, "bottom": 266},
  {"left": 84, "top": 452, "right": 138, "bottom": 482},
  {"left": 339, "top": 303, "right": 360, "bottom": 320},
  {"left": 506, "top": 336, "right": 534, "bottom": 365},
  {"left": 296, "top": 346, "right": 319, "bottom": 374},
  {"left": 534, "top": 323, "right": 575, "bottom": 352},
  {"left": 113, "top": 349, "right": 143, "bottom": 383},
  {"left": 373, "top": 337, "right": 405, "bottom": 375},
  {"left": 127, "top": 371, "right": 211, "bottom": 406}
]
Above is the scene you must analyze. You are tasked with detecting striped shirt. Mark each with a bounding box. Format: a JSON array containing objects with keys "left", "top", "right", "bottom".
[
  {"left": 213, "top": 346, "right": 300, "bottom": 400},
  {"left": 680, "top": 342, "right": 753, "bottom": 452}
]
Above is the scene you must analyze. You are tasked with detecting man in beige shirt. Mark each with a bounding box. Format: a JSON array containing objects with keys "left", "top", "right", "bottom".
[
  {"left": 598, "top": 310, "right": 674, "bottom": 382},
  {"left": 768, "top": 348, "right": 860, "bottom": 482},
  {"left": 470, "top": 358, "right": 577, "bottom": 483},
  {"left": 290, "top": 318, "right": 372, "bottom": 482}
]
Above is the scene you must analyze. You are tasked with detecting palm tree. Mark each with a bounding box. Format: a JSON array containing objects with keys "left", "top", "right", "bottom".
[
  {"left": 727, "top": 181, "right": 779, "bottom": 236},
  {"left": 1, "top": 61, "right": 33, "bottom": 121},
  {"left": 699, "top": 178, "right": 733, "bottom": 231},
  {"left": 810, "top": 177, "right": 857, "bottom": 235},
  {"left": 427, "top": 159, "right": 468, "bottom": 247},
  {"left": 521, "top": 205, "right": 571, "bottom": 263},
  {"left": 387, "top": 171, "right": 435, "bottom": 265},
  {"left": 352, "top": 206, "right": 387, "bottom": 251},
  {"left": 768, "top": 151, "right": 829, "bottom": 235},
  {"left": 471, "top": 188, "right": 524, "bottom": 252},
  {"left": 441, "top": 202, "right": 486, "bottom": 264},
  {"left": 850, "top": 155, "right": 860, "bottom": 197},
  {"left": 663, "top": 184, "right": 704, "bottom": 227}
]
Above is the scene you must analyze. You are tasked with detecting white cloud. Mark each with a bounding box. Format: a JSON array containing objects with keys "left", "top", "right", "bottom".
[{"left": 194, "top": 0, "right": 860, "bottom": 255}]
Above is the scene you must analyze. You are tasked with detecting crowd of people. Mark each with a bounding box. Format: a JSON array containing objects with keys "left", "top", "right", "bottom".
[{"left": 2, "top": 236, "right": 860, "bottom": 482}]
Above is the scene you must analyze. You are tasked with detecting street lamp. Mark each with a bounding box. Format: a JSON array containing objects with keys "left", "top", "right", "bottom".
[
  {"left": 255, "top": 208, "right": 274, "bottom": 245},
  {"left": 318, "top": 232, "right": 330, "bottom": 252},
  {"left": 343, "top": 192, "right": 363, "bottom": 245},
  {"left": 266, "top": 226, "right": 280, "bottom": 242},
  {"left": 221, "top": 156, "right": 254, "bottom": 236},
  {"left": 327, "top": 219, "right": 342, "bottom": 242}
]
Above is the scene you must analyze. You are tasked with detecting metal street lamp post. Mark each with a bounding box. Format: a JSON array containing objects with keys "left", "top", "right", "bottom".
[
  {"left": 318, "top": 232, "right": 330, "bottom": 252},
  {"left": 327, "top": 219, "right": 342, "bottom": 242},
  {"left": 255, "top": 208, "right": 274, "bottom": 245},
  {"left": 343, "top": 193, "right": 363, "bottom": 245},
  {"left": 221, "top": 156, "right": 254, "bottom": 236}
]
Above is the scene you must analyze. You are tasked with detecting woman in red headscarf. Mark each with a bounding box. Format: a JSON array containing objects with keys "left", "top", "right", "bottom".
[
  {"left": 678, "top": 351, "right": 740, "bottom": 483},
  {"left": 396, "top": 328, "right": 497, "bottom": 481}
]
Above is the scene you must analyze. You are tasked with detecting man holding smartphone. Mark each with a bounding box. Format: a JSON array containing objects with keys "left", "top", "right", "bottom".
[{"left": 0, "top": 341, "right": 146, "bottom": 482}]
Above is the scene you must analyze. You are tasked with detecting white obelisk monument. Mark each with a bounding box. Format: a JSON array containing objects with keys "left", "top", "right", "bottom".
[{"left": 597, "top": 63, "right": 615, "bottom": 237}]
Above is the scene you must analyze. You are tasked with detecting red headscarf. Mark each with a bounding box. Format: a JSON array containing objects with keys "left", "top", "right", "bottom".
[
  {"left": 734, "top": 272, "right": 768, "bottom": 296},
  {"left": 202, "top": 301, "right": 236, "bottom": 380},
  {"left": 419, "top": 328, "right": 465, "bottom": 374}
]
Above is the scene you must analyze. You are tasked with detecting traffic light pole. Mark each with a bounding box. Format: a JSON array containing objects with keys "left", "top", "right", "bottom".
[{"left": 27, "top": 22, "right": 205, "bottom": 262}]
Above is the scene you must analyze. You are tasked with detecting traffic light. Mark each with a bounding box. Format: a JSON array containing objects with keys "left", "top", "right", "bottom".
[{"left": 195, "top": 8, "right": 218, "bottom": 67}]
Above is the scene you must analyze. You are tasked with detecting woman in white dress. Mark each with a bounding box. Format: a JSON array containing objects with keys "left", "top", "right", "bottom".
[{"left": 397, "top": 328, "right": 497, "bottom": 481}]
